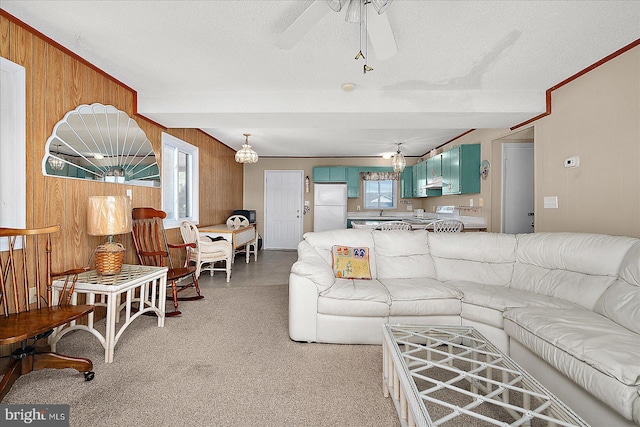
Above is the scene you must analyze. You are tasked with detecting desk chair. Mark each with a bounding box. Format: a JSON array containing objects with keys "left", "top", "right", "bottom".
[
  {"left": 226, "top": 215, "right": 258, "bottom": 263},
  {"left": 180, "top": 220, "right": 232, "bottom": 282}
]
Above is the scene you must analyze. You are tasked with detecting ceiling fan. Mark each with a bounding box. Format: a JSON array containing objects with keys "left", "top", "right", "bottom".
[{"left": 275, "top": 0, "right": 398, "bottom": 61}]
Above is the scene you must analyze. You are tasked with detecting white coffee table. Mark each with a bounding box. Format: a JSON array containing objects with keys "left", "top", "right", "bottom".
[
  {"left": 50, "top": 265, "right": 168, "bottom": 363},
  {"left": 382, "top": 324, "right": 589, "bottom": 427}
]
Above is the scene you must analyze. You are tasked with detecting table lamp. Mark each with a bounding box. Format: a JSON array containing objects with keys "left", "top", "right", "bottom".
[{"left": 87, "top": 196, "right": 132, "bottom": 275}]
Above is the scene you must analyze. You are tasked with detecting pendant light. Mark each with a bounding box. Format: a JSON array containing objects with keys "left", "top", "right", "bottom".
[
  {"left": 391, "top": 143, "right": 406, "bottom": 172},
  {"left": 235, "top": 133, "right": 259, "bottom": 164},
  {"left": 48, "top": 144, "right": 65, "bottom": 170}
]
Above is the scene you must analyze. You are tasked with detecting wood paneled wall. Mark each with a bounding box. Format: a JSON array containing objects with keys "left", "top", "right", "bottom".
[{"left": 0, "top": 12, "right": 242, "bottom": 299}]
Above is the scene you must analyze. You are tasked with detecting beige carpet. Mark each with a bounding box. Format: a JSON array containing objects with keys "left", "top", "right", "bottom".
[{"left": 2, "top": 285, "right": 400, "bottom": 426}]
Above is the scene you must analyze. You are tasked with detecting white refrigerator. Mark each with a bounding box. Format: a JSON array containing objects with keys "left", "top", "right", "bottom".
[{"left": 314, "top": 183, "right": 348, "bottom": 232}]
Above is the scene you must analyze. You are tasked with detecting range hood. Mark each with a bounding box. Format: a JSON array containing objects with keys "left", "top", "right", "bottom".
[{"left": 425, "top": 176, "right": 443, "bottom": 188}]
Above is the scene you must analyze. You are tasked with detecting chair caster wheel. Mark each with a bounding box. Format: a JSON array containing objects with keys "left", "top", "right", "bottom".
[{"left": 84, "top": 371, "right": 95, "bottom": 381}]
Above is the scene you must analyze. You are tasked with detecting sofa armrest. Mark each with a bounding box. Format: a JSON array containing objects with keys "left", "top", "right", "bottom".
[{"left": 290, "top": 241, "right": 335, "bottom": 293}]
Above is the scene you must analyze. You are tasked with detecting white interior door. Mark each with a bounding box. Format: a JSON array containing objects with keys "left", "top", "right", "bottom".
[
  {"left": 502, "top": 143, "right": 534, "bottom": 233},
  {"left": 264, "top": 170, "right": 303, "bottom": 249}
]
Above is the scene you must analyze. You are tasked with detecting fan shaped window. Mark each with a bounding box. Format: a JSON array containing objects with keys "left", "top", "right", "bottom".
[{"left": 42, "top": 103, "right": 160, "bottom": 187}]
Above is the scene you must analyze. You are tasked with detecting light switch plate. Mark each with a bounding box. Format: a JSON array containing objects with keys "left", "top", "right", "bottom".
[{"left": 543, "top": 196, "right": 558, "bottom": 209}]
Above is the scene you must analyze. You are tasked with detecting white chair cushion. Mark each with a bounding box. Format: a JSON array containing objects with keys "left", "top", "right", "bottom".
[{"left": 379, "top": 278, "right": 462, "bottom": 316}]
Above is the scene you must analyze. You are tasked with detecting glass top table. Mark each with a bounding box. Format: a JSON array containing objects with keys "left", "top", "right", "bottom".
[{"left": 382, "top": 324, "right": 589, "bottom": 427}]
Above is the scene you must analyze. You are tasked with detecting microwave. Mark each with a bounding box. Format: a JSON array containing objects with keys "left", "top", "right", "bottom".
[{"left": 233, "top": 209, "right": 256, "bottom": 223}]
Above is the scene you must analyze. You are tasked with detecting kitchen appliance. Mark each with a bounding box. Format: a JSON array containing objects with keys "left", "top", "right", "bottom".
[
  {"left": 314, "top": 183, "right": 347, "bottom": 232},
  {"left": 413, "top": 209, "right": 425, "bottom": 218},
  {"left": 232, "top": 209, "right": 256, "bottom": 223}
]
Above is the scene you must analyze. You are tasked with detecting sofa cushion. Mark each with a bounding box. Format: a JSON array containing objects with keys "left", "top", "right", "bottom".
[
  {"left": 318, "top": 278, "right": 390, "bottom": 317},
  {"left": 512, "top": 233, "right": 638, "bottom": 309},
  {"left": 332, "top": 245, "right": 372, "bottom": 279},
  {"left": 304, "top": 229, "right": 378, "bottom": 278},
  {"left": 452, "top": 281, "right": 580, "bottom": 328},
  {"left": 504, "top": 307, "right": 640, "bottom": 387},
  {"left": 594, "top": 280, "right": 640, "bottom": 335},
  {"left": 379, "top": 278, "right": 462, "bottom": 316},
  {"left": 373, "top": 230, "right": 436, "bottom": 279},
  {"left": 428, "top": 233, "right": 516, "bottom": 285},
  {"left": 595, "top": 241, "right": 640, "bottom": 334},
  {"left": 505, "top": 313, "right": 640, "bottom": 422}
]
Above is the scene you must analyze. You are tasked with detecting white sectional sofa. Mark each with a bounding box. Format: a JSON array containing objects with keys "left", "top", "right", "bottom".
[{"left": 288, "top": 229, "right": 640, "bottom": 427}]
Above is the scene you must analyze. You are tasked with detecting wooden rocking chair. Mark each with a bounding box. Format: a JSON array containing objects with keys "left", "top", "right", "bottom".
[
  {"left": 131, "top": 208, "right": 203, "bottom": 317},
  {"left": 0, "top": 226, "right": 95, "bottom": 402}
]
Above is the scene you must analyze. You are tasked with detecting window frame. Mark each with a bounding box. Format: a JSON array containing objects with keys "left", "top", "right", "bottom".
[
  {"left": 0, "top": 58, "right": 26, "bottom": 251},
  {"left": 161, "top": 132, "right": 199, "bottom": 229},
  {"left": 364, "top": 179, "right": 398, "bottom": 210}
]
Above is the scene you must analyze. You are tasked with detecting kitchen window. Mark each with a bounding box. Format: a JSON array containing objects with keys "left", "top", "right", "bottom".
[
  {"left": 364, "top": 179, "right": 397, "bottom": 210},
  {"left": 161, "top": 132, "right": 199, "bottom": 229}
]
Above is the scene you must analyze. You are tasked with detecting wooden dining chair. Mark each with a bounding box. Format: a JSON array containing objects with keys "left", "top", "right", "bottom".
[
  {"left": 0, "top": 226, "right": 95, "bottom": 402},
  {"left": 131, "top": 208, "right": 203, "bottom": 317}
]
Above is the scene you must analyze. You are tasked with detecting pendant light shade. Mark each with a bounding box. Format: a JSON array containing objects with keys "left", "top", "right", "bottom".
[
  {"left": 391, "top": 143, "right": 406, "bottom": 172},
  {"left": 48, "top": 144, "right": 65, "bottom": 170},
  {"left": 235, "top": 134, "right": 259, "bottom": 164}
]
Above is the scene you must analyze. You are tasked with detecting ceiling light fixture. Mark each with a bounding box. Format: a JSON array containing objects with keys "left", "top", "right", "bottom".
[
  {"left": 330, "top": 0, "right": 393, "bottom": 74},
  {"left": 48, "top": 144, "right": 65, "bottom": 171},
  {"left": 391, "top": 143, "right": 406, "bottom": 172},
  {"left": 235, "top": 133, "right": 259, "bottom": 164}
]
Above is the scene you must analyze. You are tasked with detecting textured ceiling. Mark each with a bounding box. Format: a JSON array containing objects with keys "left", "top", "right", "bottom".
[{"left": 2, "top": 1, "right": 639, "bottom": 158}]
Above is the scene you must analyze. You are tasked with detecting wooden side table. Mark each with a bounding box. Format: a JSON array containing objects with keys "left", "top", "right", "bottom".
[
  {"left": 50, "top": 264, "right": 168, "bottom": 363},
  {"left": 199, "top": 223, "right": 257, "bottom": 263}
]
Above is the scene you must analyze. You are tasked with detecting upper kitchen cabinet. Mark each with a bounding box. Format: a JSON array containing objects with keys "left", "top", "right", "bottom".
[
  {"left": 441, "top": 144, "right": 481, "bottom": 195},
  {"left": 412, "top": 159, "right": 442, "bottom": 198},
  {"left": 400, "top": 166, "right": 413, "bottom": 199},
  {"left": 346, "top": 167, "right": 361, "bottom": 198},
  {"left": 413, "top": 161, "right": 426, "bottom": 197},
  {"left": 427, "top": 155, "right": 442, "bottom": 183},
  {"left": 313, "top": 166, "right": 347, "bottom": 182}
]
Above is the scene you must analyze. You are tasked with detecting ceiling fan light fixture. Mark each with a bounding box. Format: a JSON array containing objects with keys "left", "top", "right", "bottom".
[
  {"left": 391, "top": 143, "right": 406, "bottom": 172},
  {"left": 326, "top": 0, "right": 344, "bottom": 12},
  {"left": 235, "top": 133, "right": 259, "bottom": 164},
  {"left": 371, "top": 0, "right": 393, "bottom": 14},
  {"left": 344, "top": 0, "right": 361, "bottom": 23}
]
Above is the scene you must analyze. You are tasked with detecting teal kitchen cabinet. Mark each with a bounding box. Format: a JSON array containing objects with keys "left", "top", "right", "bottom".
[
  {"left": 426, "top": 154, "right": 442, "bottom": 183},
  {"left": 400, "top": 166, "right": 413, "bottom": 199},
  {"left": 442, "top": 144, "right": 481, "bottom": 195},
  {"left": 414, "top": 161, "right": 427, "bottom": 197},
  {"left": 313, "top": 166, "right": 347, "bottom": 183},
  {"left": 346, "top": 167, "right": 361, "bottom": 198}
]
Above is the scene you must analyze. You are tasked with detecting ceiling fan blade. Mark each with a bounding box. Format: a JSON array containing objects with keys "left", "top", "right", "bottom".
[
  {"left": 366, "top": 9, "right": 398, "bottom": 60},
  {"left": 326, "top": 0, "right": 344, "bottom": 12},
  {"left": 275, "top": 0, "right": 329, "bottom": 50}
]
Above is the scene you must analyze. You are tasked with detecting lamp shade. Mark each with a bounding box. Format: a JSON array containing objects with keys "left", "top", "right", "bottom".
[{"left": 87, "top": 196, "right": 132, "bottom": 236}]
